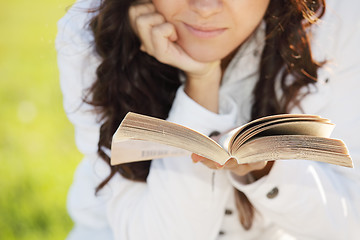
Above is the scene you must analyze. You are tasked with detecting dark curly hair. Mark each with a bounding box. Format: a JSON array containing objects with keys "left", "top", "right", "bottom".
[{"left": 86, "top": 0, "right": 326, "bottom": 230}]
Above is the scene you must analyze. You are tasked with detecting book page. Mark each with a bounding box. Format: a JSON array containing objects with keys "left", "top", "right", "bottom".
[
  {"left": 111, "top": 139, "right": 191, "bottom": 165},
  {"left": 110, "top": 112, "right": 353, "bottom": 168},
  {"left": 229, "top": 117, "right": 334, "bottom": 153},
  {"left": 232, "top": 135, "right": 353, "bottom": 167},
  {"left": 111, "top": 112, "right": 230, "bottom": 165}
]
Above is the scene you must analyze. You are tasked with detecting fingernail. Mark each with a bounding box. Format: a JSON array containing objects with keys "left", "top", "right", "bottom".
[
  {"left": 215, "top": 162, "right": 223, "bottom": 169},
  {"left": 191, "top": 154, "right": 199, "bottom": 163}
]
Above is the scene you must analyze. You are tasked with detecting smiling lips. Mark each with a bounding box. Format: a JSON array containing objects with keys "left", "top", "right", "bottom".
[{"left": 184, "top": 23, "right": 226, "bottom": 38}]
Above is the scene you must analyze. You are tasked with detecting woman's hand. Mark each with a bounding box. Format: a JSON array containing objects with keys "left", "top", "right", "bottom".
[
  {"left": 129, "top": 2, "right": 222, "bottom": 112},
  {"left": 192, "top": 154, "right": 268, "bottom": 176},
  {"left": 192, "top": 153, "right": 274, "bottom": 182},
  {"left": 129, "top": 2, "right": 220, "bottom": 78}
]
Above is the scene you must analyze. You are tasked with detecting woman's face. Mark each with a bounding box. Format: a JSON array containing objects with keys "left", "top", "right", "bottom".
[{"left": 152, "top": 0, "right": 270, "bottom": 62}]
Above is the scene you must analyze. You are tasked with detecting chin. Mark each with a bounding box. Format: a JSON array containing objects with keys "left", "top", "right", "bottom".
[
  {"left": 180, "top": 42, "right": 229, "bottom": 63},
  {"left": 189, "top": 53, "right": 221, "bottom": 62}
]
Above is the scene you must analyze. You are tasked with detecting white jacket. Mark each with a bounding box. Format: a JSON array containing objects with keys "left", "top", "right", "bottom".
[{"left": 56, "top": 0, "right": 360, "bottom": 239}]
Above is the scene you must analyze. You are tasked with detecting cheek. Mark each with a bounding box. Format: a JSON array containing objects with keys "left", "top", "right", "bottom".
[
  {"left": 248, "top": 0, "right": 270, "bottom": 23},
  {"left": 231, "top": 1, "right": 269, "bottom": 39},
  {"left": 151, "top": 0, "right": 179, "bottom": 21}
]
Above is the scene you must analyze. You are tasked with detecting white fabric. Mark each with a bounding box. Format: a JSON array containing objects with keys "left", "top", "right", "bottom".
[{"left": 56, "top": 0, "right": 360, "bottom": 239}]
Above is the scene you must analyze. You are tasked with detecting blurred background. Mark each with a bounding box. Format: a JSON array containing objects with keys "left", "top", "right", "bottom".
[{"left": 0, "top": 0, "right": 81, "bottom": 239}]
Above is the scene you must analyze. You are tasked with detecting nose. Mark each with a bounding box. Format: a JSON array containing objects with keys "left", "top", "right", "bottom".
[{"left": 189, "top": 0, "right": 223, "bottom": 18}]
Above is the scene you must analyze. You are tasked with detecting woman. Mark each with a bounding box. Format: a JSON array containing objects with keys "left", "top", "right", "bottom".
[{"left": 56, "top": 0, "right": 360, "bottom": 239}]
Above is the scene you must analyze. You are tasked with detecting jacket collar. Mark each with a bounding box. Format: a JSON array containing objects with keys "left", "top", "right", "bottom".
[{"left": 222, "top": 21, "right": 266, "bottom": 87}]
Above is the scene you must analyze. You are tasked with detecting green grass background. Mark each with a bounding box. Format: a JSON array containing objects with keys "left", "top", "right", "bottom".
[{"left": 0, "top": 0, "right": 82, "bottom": 239}]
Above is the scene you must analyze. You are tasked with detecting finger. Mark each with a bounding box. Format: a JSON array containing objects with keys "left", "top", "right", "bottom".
[
  {"left": 223, "top": 158, "right": 238, "bottom": 169},
  {"left": 151, "top": 23, "right": 214, "bottom": 73},
  {"left": 223, "top": 158, "right": 249, "bottom": 176},
  {"left": 128, "top": 3, "right": 156, "bottom": 35},
  {"left": 150, "top": 22, "right": 178, "bottom": 62},
  {"left": 229, "top": 161, "right": 268, "bottom": 176},
  {"left": 191, "top": 154, "right": 223, "bottom": 169},
  {"left": 250, "top": 161, "right": 268, "bottom": 171},
  {"left": 191, "top": 153, "right": 204, "bottom": 163},
  {"left": 135, "top": 13, "right": 166, "bottom": 54},
  {"left": 223, "top": 158, "right": 267, "bottom": 171},
  {"left": 202, "top": 160, "right": 223, "bottom": 170},
  {"left": 229, "top": 164, "right": 253, "bottom": 176}
]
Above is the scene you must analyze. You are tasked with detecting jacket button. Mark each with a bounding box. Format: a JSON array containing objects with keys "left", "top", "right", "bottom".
[
  {"left": 225, "top": 209, "right": 233, "bottom": 215},
  {"left": 266, "top": 187, "right": 279, "bottom": 199},
  {"left": 209, "top": 131, "right": 220, "bottom": 137}
]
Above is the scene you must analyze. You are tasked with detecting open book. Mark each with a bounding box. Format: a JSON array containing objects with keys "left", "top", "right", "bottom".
[{"left": 110, "top": 112, "right": 353, "bottom": 168}]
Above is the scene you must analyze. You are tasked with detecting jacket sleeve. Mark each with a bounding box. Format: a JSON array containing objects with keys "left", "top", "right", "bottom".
[
  {"left": 229, "top": 0, "right": 360, "bottom": 238},
  {"left": 56, "top": 1, "right": 241, "bottom": 239},
  {"left": 105, "top": 86, "right": 240, "bottom": 240},
  {"left": 56, "top": 0, "right": 113, "bottom": 235}
]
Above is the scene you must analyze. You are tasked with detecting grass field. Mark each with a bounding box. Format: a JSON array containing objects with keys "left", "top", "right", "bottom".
[{"left": 0, "top": 0, "right": 82, "bottom": 239}]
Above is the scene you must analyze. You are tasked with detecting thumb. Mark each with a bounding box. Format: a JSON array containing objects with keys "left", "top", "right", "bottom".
[{"left": 168, "top": 27, "right": 178, "bottom": 42}]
